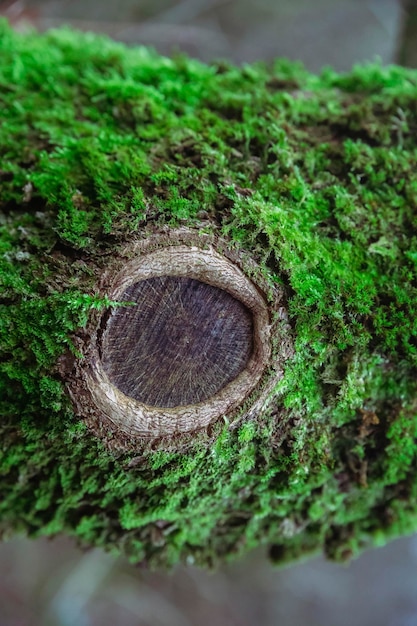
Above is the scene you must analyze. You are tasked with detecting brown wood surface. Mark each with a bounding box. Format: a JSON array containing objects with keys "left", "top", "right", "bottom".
[{"left": 101, "top": 277, "right": 253, "bottom": 408}]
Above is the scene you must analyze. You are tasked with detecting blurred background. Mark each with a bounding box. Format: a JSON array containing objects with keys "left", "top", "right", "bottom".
[
  {"left": 1, "top": 0, "right": 417, "bottom": 69},
  {"left": 1, "top": 0, "right": 417, "bottom": 624}
]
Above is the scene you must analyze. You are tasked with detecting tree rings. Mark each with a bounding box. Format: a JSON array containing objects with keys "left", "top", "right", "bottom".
[{"left": 65, "top": 231, "right": 290, "bottom": 447}]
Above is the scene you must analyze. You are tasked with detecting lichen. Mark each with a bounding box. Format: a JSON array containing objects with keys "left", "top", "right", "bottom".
[{"left": 1, "top": 21, "right": 417, "bottom": 568}]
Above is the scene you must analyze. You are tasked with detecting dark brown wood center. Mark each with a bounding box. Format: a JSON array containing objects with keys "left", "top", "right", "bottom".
[{"left": 100, "top": 276, "right": 254, "bottom": 408}]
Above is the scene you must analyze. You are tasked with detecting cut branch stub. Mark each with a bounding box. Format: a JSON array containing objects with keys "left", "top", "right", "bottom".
[{"left": 68, "top": 236, "right": 287, "bottom": 447}]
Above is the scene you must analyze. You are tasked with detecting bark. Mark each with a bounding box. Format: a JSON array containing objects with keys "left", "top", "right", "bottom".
[{"left": 1, "top": 21, "right": 417, "bottom": 568}]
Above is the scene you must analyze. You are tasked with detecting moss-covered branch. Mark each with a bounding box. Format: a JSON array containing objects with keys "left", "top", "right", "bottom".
[{"left": 1, "top": 21, "right": 417, "bottom": 568}]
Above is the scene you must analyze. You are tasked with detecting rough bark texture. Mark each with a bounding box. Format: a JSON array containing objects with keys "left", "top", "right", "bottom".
[{"left": 1, "top": 22, "right": 417, "bottom": 569}]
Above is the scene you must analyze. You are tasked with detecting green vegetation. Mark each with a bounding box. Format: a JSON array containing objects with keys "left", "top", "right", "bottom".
[{"left": 1, "top": 21, "right": 417, "bottom": 568}]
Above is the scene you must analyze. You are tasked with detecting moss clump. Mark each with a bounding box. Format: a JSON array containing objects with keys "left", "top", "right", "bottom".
[{"left": 1, "top": 21, "right": 417, "bottom": 568}]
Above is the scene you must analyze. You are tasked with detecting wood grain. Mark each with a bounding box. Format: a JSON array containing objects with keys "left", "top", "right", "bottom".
[
  {"left": 101, "top": 276, "right": 253, "bottom": 408},
  {"left": 73, "top": 236, "right": 282, "bottom": 443}
]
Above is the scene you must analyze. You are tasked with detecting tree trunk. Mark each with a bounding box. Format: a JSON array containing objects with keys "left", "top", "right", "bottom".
[{"left": 1, "top": 21, "right": 417, "bottom": 569}]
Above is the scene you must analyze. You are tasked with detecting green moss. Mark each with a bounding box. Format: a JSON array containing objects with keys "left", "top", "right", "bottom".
[{"left": 1, "top": 21, "right": 417, "bottom": 568}]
